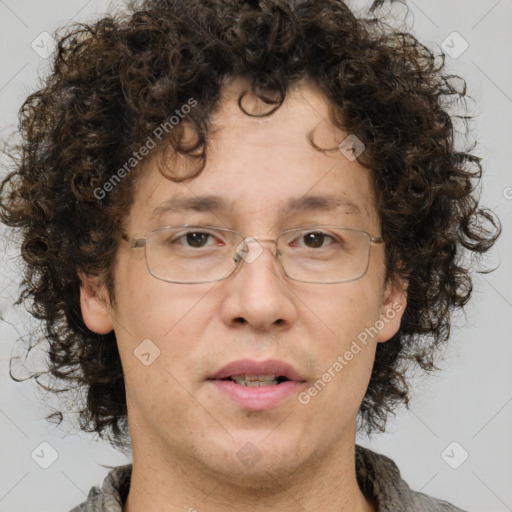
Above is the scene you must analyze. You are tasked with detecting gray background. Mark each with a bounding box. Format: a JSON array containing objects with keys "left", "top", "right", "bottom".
[{"left": 0, "top": 1, "right": 511, "bottom": 511}]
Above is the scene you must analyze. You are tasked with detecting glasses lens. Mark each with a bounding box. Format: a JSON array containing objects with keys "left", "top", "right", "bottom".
[
  {"left": 143, "top": 225, "right": 373, "bottom": 284},
  {"left": 277, "top": 227, "right": 372, "bottom": 283},
  {"left": 145, "top": 226, "right": 242, "bottom": 283}
]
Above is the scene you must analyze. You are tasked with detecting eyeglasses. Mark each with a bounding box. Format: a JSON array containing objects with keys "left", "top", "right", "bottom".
[{"left": 120, "top": 225, "right": 384, "bottom": 284}]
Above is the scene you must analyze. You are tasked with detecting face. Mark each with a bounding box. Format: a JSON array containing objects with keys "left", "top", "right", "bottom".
[{"left": 81, "top": 76, "right": 406, "bottom": 485}]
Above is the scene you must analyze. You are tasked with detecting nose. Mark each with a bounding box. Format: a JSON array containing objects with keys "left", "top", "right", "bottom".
[{"left": 219, "top": 239, "right": 298, "bottom": 331}]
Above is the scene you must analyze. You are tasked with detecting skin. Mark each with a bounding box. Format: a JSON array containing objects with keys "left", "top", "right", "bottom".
[{"left": 80, "top": 76, "right": 407, "bottom": 512}]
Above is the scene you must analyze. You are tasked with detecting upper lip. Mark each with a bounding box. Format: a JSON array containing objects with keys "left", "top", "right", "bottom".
[{"left": 208, "top": 359, "right": 306, "bottom": 382}]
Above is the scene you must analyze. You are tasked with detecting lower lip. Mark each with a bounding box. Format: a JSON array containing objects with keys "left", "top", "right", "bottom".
[{"left": 208, "top": 380, "right": 304, "bottom": 410}]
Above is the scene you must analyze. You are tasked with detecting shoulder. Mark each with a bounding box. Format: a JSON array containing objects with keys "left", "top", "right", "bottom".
[
  {"left": 68, "top": 464, "right": 132, "bottom": 512},
  {"left": 355, "top": 444, "right": 468, "bottom": 512},
  {"left": 410, "top": 489, "right": 469, "bottom": 511}
]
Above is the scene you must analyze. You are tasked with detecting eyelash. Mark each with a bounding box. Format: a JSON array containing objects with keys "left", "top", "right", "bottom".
[{"left": 171, "top": 229, "right": 339, "bottom": 249}]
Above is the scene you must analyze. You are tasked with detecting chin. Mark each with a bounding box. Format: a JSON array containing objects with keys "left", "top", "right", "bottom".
[{"left": 204, "top": 433, "right": 309, "bottom": 482}]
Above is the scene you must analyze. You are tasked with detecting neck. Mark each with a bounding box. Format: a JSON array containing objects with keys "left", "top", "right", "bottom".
[{"left": 123, "top": 432, "right": 375, "bottom": 512}]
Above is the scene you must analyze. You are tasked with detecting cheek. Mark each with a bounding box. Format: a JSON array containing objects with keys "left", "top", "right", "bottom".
[
  {"left": 300, "top": 281, "right": 383, "bottom": 349},
  {"left": 111, "top": 258, "right": 216, "bottom": 366},
  {"left": 113, "top": 281, "right": 218, "bottom": 430},
  {"left": 296, "top": 284, "right": 382, "bottom": 402}
]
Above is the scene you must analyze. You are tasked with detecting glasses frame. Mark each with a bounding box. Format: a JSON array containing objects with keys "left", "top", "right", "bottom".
[{"left": 120, "top": 224, "right": 384, "bottom": 284}]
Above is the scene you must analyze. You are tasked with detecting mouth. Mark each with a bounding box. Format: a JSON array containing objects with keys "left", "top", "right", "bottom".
[
  {"left": 207, "top": 358, "right": 306, "bottom": 384},
  {"left": 207, "top": 359, "right": 306, "bottom": 410},
  {"left": 218, "top": 375, "right": 291, "bottom": 387}
]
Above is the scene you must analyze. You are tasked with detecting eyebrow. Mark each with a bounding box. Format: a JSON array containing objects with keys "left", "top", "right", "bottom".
[
  {"left": 283, "top": 195, "right": 361, "bottom": 217},
  {"left": 149, "top": 193, "right": 361, "bottom": 221},
  {"left": 150, "top": 195, "right": 228, "bottom": 221}
]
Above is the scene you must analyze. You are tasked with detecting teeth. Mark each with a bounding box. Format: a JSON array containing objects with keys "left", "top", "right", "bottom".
[
  {"left": 232, "top": 374, "right": 277, "bottom": 381},
  {"left": 233, "top": 380, "right": 279, "bottom": 387},
  {"left": 230, "top": 374, "right": 280, "bottom": 386}
]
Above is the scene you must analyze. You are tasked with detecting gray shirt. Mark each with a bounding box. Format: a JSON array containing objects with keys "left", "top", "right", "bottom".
[{"left": 70, "top": 445, "right": 467, "bottom": 512}]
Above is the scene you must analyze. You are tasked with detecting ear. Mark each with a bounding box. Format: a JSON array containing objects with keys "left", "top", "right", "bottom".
[
  {"left": 375, "top": 275, "right": 407, "bottom": 343},
  {"left": 78, "top": 272, "right": 114, "bottom": 335}
]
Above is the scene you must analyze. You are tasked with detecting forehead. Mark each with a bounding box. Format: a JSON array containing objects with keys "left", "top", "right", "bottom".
[
  {"left": 128, "top": 76, "right": 379, "bottom": 231},
  {"left": 214, "top": 76, "right": 342, "bottom": 149}
]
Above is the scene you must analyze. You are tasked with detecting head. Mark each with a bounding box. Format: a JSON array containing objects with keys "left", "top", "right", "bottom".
[{"left": 0, "top": 0, "right": 500, "bottom": 465}]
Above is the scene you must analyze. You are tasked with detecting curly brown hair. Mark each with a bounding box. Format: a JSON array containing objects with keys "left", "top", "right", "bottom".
[{"left": 0, "top": 0, "right": 500, "bottom": 452}]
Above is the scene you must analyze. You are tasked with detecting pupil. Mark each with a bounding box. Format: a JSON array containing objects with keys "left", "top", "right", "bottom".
[
  {"left": 187, "top": 232, "right": 208, "bottom": 247},
  {"left": 305, "top": 232, "right": 324, "bottom": 248}
]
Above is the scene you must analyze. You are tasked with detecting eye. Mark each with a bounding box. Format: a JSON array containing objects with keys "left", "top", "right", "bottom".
[
  {"left": 172, "top": 230, "right": 223, "bottom": 248},
  {"left": 183, "top": 232, "right": 212, "bottom": 248},
  {"left": 294, "top": 231, "right": 335, "bottom": 249}
]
